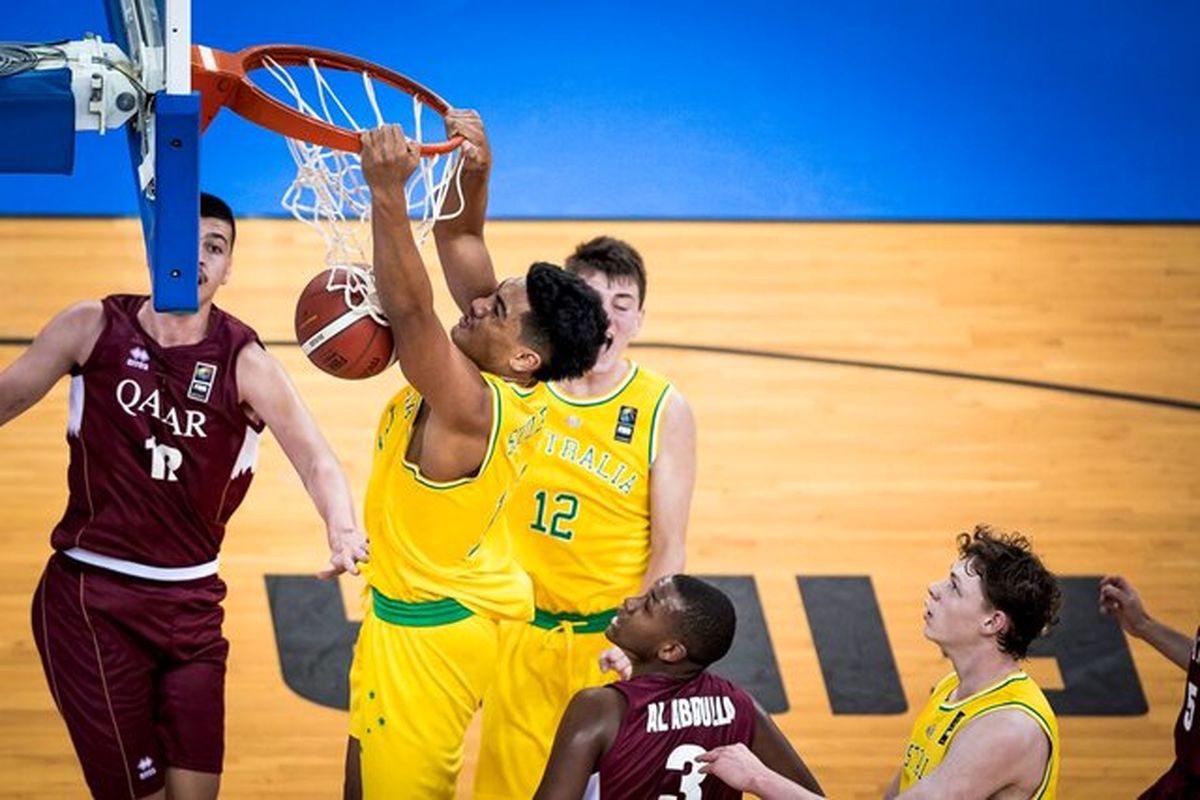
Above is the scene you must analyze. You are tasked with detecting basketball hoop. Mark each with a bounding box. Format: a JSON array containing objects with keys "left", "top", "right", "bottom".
[{"left": 192, "top": 43, "right": 466, "bottom": 320}]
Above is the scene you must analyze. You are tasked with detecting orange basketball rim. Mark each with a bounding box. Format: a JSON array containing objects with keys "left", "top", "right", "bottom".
[{"left": 190, "top": 43, "right": 464, "bottom": 154}]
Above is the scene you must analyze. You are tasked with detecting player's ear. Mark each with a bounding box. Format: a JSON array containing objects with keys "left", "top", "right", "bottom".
[
  {"left": 982, "top": 608, "right": 1008, "bottom": 637},
  {"left": 659, "top": 639, "right": 687, "bottom": 664},
  {"left": 509, "top": 346, "right": 541, "bottom": 378}
]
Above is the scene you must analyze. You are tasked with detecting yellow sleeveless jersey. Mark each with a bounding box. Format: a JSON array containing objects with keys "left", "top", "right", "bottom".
[
  {"left": 505, "top": 362, "right": 674, "bottom": 615},
  {"left": 361, "top": 373, "right": 545, "bottom": 621},
  {"left": 901, "top": 670, "right": 1059, "bottom": 798}
]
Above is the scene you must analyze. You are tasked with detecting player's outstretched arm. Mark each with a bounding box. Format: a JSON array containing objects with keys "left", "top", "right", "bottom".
[
  {"left": 1100, "top": 575, "right": 1192, "bottom": 670},
  {"left": 641, "top": 390, "right": 696, "bottom": 592},
  {"left": 434, "top": 109, "right": 498, "bottom": 314},
  {"left": 0, "top": 301, "right": 103, "bottom": 426},
  {"left": 237, "top": 343, "right": 367, "bottom": 578},
  {"left": 894, "top": 710, "right": 1049, "bottom": 799},
  {"left": 361, "top": 125, "right": 492, "bottom": 437},
  {"left": 697, "top": 743, "right": 819, "bottom": 799},
  {"left": 532, "top": 687, "right": 623, "bottom": 800}
]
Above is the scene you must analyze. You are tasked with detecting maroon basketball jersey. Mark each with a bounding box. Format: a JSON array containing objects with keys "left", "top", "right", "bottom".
[
  {"left": 1140, "top": 628, "right": 1200, "bottom": 799},
  {"left": 594, "top": 671, "right": 756, "bottom": 799},
  {"left": 50, "top": 294, "right": 265, "bottom": 567}
]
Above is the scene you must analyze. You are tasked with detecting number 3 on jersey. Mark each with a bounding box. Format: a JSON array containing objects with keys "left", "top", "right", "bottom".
[
  {"left": 530, "top": 490, "right": 579, "bottom": 540},
  {"left": 660, "top": 744, "right": 708, "bottom": 800},
  {"left": 144, "top": 435, "right": 183, "bottom": 482}
]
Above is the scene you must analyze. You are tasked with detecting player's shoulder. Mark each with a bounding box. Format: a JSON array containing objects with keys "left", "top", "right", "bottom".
[
  {"left": 211, "top": 302, "right": 262, "bottom": 342},
  {"left": 565, "top": 685, "right": 628, "bottom": 726}
]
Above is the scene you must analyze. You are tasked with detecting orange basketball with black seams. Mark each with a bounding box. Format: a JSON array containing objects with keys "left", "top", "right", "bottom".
[{"left": 294, "top": 268, "right": 395, "bottom": 380}]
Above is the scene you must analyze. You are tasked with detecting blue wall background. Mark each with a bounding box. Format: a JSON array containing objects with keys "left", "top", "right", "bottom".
[{"left": 4, "top": 1, "right": 1199, "bottom": 220}]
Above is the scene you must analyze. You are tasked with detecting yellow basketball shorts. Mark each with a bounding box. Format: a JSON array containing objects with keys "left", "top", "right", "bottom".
[
  {"left": 474, "top": 611, "right": 618, "bottom": 799},
  {"left": 349, "top": 592, "right": 500, "bottom": 799}
]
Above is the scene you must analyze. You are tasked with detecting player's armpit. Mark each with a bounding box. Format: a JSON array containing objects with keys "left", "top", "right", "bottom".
[
  {"left": 532, "top": 687, "right": 624, "bottom": 800},
  {"left": 896, "top": 709, "right": 1050, "bottom": 800},
  {"left": 0, "top": 300, "right": 103, "bottom": 425}
]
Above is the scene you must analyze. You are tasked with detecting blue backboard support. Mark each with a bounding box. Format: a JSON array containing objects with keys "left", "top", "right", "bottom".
[{"left": 102, "top": 0, "right": 198, "bottom": 313}]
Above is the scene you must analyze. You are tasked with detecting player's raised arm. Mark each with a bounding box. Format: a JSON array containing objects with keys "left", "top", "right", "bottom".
[
  {"left": 0, "top": 301, "right": 103, "bottom": 426},
  {"left": 532, "top": 687, "right": 623, "bottom": 800},
  {"left": 434, "top": 109, "right": 498, "bottom": 313},
  {"left": 1100, "top": 575, "right": 1193, "bottom": 670},
  {"left": 360, "top": 124, "right": 492, "bottom": 435},
  {"left": 641, "top": 390, "right": 696, "bottom": 592}
]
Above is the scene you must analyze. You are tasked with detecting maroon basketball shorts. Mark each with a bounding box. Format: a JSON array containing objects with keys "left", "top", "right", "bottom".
[{"left": 31, "top": 553, "right": 229, "bottom": 800}]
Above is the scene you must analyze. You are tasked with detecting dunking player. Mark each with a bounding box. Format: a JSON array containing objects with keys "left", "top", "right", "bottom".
[
  {"left": 698, "top": 525, "right": 1062, "bottom": 799},
  {"left": 0, "top": 193, "right": 368, "bottom": 800},
  {"left": 432, "top": 110, "right": 696, "bottom": 799},
  {"left": 344, "top": 127, "right": 608, "bottom": 798},
  {"left": 532, "top": 575, "right": 822, "bottom": 798},
  {"left": 1100, "top": 575, "right": 1200, "bottom": 798}
]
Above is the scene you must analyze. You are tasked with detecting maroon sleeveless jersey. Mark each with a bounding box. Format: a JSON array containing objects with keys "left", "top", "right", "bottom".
[
  {"left": 1140, "top": 627, "right": 1200, "bottom": 799},
  {"left": 50, "top": 294, "right": 265, "bottom": 567},
  {"left": 594, "top": 671, "right": 756, "bottom": 799}
]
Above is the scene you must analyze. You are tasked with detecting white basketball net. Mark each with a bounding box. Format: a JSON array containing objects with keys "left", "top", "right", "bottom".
[{"left": 261, "top": 57, "right": 465, "bottom": 324}]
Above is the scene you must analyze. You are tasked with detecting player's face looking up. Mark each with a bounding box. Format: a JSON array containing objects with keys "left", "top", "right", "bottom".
[
  {"left": 450, "top": 277, "right": 542, "bottom": 379},
  {"left": 575, "top": 269, "right": 644, "bottom": 372},
  {"left": 923, "top": 558, "right": 1002, "bottom": 650},
  {"left": 198, "top": 216, "right": 234, "bottom": 306},
  {"left": 605, "top": 576, "right": 686, "bottom": 662}
]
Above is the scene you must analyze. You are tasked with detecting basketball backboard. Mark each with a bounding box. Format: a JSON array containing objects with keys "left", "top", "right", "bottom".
[{"left": 101, "top": 0, "right": 199, "bottom": 312}]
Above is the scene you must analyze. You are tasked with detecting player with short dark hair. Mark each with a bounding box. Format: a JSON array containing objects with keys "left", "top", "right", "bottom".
[
  {"left": 3, "top": 192, "right": 367, "bottom": 800},
  {"left": 344, "top": 126, "right": 609, "bottom": 799},
  {"left": 431, "top": 109, "right": 697, "bottom": 799},
  {"left": 531, "top": 575, "right": 822, "bottom": 799}
]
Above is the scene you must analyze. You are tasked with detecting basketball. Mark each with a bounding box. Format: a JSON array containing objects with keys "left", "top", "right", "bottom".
[{"left": 294, "top": 267, "right": 395, "bottom": 380}]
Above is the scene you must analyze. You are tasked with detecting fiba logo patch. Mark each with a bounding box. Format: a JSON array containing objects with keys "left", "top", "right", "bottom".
[
  {"left": 125, "top": 346, "right": 150, "bottom": 371},
  {"left": 614, "top": 405, "right": 637, "bottom": 443},
  {"left": 188, "top": 361, "right": 218, "bottom": 403}
]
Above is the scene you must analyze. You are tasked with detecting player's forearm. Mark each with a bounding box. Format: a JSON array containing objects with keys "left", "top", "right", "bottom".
[
  {"left": 371, "top": 193, "right": 436, "bottom": 323},
  {"left": 639, "top": 537, "right": 686, "bottom": 592},
  {"left": 1131, "top": 616, "right": 1193, "bottom": 670},
  {"left": 300, "top": 455, "right": 359, "bottom": 540},
  {"left": 746, "top": 770, "right": 820, "bottom": 800},
  {"left": 435, "top": 162, "right": 489, "bottom": 238}
]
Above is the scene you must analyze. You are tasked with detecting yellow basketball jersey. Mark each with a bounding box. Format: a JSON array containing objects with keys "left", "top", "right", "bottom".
[
  {"left": 361, "top": 373, "right": 545, "bottom": 621},
  {"left": 900, "top": 670, "right": 1059, "bottom": 798},
  {"left": 505, "top": 361, "right": 673, "bottom": 615}
]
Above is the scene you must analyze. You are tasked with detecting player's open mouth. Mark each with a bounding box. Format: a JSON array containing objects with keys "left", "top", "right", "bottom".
[{"left": 198, "top": 270, "right": 209, "bottom": 286}]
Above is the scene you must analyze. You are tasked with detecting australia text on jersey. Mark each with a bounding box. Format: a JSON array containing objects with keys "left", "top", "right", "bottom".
[{"left": 542, "top": 430, "right": 639, "bottom": 495}]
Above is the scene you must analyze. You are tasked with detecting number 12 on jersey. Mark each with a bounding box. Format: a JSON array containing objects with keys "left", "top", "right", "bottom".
[{"left": 530, "top": 490, "right": 579, "bottom": 541}]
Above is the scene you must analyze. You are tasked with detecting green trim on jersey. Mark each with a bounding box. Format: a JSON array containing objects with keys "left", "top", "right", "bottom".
[
  {"left": 546, "top": 363, "right": 641, "bottom": 407},
  {"left": 936, "top": 672, "right": 1029, "bottom": 711},
  {"left": 530, "top": 606, "right": 617, "bottom": 634},
  {"left": 400, "top": 380, "right": 503, "bottom": 490},
  {"left": 647, "top": 383, "right": 674, "bottom": 464},
  {"left": 371, "top": 586, "right": 475, "bottom": 627}
]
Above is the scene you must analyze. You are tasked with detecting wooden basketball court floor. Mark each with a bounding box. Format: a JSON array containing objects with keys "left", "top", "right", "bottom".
[{"left": 0, "top": 219, "right": 1196, "bottom": 798}]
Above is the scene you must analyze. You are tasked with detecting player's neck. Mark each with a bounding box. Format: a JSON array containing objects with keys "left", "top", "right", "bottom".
[
  {"left": 555, "top": 354, "right": 632, "bottom": 398},
  {"left": 948, "top": 646, "right": 1022, "bottom": 699},
  {"left": 631, "top": 662, "right": 704, "bottom": 682},
  {"left": 137, "top": 298, "right": 214, "bottom": 348}
]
